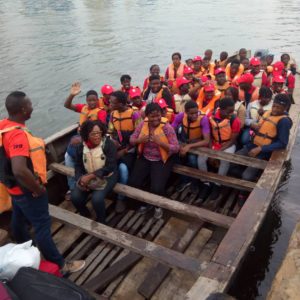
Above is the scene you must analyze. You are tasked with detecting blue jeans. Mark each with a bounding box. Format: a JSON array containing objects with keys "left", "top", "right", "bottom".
[
  {"left": 118, "top": 163, "right": 128, "bottom": 201},
  {"left": 71, "top": 171, "right": 118, "bottom": 223},
  {"left": 11, "top": 192, "right": 64, "bottom": 267},
  {"left": 181, "top": 154, "right": 199, "bottom": 185},
  {"left": 65, "top": 152, "right": 76, "bottom": 190}
]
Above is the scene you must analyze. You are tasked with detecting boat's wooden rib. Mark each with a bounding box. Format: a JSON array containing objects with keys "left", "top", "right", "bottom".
[
  {"left": 48, "top": 204, "right": 206, "bottom": 274},
  {"left": 49, "top": 163, "right": 235, "bottom": 228}
]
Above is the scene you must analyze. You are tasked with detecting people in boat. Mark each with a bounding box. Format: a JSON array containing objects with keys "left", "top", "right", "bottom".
[
  {"left": 109, "top": 91, "right": 140, "bottom": 213},
  {"left": 143, "top": 74, "right": 174, "bottom": 109},
  {"left": 204, "top": 49, "right": 215, "bottom": 67},
  {"left": 172, "top": 100, "right": 211, "bottom": 200},
  {"left": 64, "top": 82, "right": 107, "bottom": 125},
  {"left": 237, "top": 73, "right": 259, "bottom": 107},
  {"left": 154, "top": 98, "right": 175, "bottom": 123},
  {"left": 174, "top": 77, "right": 192, "bottom": 113},
  {"left": 271, "top": 75, "right": 287, "bottom": 98},
  {"left": 0, "top": 91, "right": 85, "bottom": 274},
  {"left": 193, "top": 56, "right": 203, "bottom": 78},
  {"left": 129, "top": 103, "right": 179, "bottom": 218},
  {"left": 143, "top": 64, "right": 164, "bottom": 92},
  {"left": 215, "top": 51, "right": 228, "bottom": 68},
  {"left": 196, "top": 82, "right": 221, "bottom": 114},
  {"left": 99, "top": 84, "right": 114, "bottom": 112},
  {"left": 225, "top": 59, "right": 243, "bottom": 84},
  {"left": 214, "top": 68, "right": 231, "bottom": 98},
  {"left": 209, "top": 97, "right": 241, "bottom": 200},
  {"left": 171, "top": 67, "right": 193, "bottom": 94},
  {"left": 247, "top": 57, "right": 269, "bottom": 88},
  {"left": 120, "top": 74, "right": 136, "bottom": 98},
  {"left": 128, "top": 87, "right": 146, "bottom": 115},
  {"left": 224, "top": 86, "right": 246, "bottom": 129},
  {"left": 241, "top": 87, "right": 273, "bottom": 145},
  {"left": 241, "top": 58, "right": 250, "bottom": 72},
  {"left": 273, "top": 60, "right": 295, "bottom": 97},
  {"left": 71, "top": 120, "right": 118, "bottom": 222},
  {"left": 201, "top": 57, "right": 215, "bottom": 79},
  {"left": 230, "top": 94, "right": 292, "bottom": 206},
  {"left": 165, "top": 52, "right": 185, "bottom": 85},
  {"left": 185, "top": 58, "right": 193, "bottom": 68},
  {"left": 238, "top": 48, "right": 248, "bottom": 61}
]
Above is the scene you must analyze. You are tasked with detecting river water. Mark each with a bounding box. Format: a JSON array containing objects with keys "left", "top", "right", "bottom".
[{"left": 1, "top": 0, "right": 300, "bottom": 298}]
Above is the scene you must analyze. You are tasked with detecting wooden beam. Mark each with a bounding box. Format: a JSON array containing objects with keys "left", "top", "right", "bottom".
[
  {"left": 49, "top": 163, "right": 235, "bottom": 228},
  {"left": 173, "top": 164, "right": 256, "bottom": 191},
  {"left": 188, "top": 147, "right": 267, "bottom": 169},
  {"left": 45, "top": 123, "right": 78, "bottom": 145},
  {"left": 49, "top": 205, "right": 206, "bottom": 274}
]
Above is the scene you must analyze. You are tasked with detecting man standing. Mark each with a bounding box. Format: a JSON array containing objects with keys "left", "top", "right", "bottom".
[{"left": 0, "top": 91, "right": 85, "bottom": 274}]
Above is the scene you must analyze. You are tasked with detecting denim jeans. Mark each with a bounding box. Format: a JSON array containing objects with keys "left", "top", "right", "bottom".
[
  {"left": 11, "top": 192, "right": 64, "bottom": 267},
  {"left": 118, "top": 163, "right": 128, "bottom": 201},
  {"left": 65, "top": 152, "right": 76, "bottom": 191},
  {"left": 71, "top": 171, "right": 118, "bottom": 223}
]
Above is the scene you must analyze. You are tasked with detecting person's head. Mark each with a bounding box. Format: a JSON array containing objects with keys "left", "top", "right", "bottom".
[
  {"left": 185, "top": 58, "right": 193, "bottom": 67},
  {"left": 184, "top": 100, "right": 198, "bottom": 122},
  {"left": 80, "top": 120, "right": 107, "bottom": 146},
  {"left": 260, "top": 59, "right": 267, "bottom": 72},
  {"left": 215, "top": 68, "right": 226, "bottom": 85},
  {"left": 183, "top": 67, "right": 194, "bottom": 80},
  {"left": 150, "top": 64, "right": 160, "bottom": 76},
  {"left": 230, "top": 59, "right": 241, "bottom": 76},
  {"left": 149, "top": 74, "right": 162, "bottom": 93},
  {"left": 129, "top": 87, "right": 142, "bottom": 106},
  {"left": 202, "top": 57, "right": 210, "bottom": 68},
  {"left": 193, "top": 56, "right": 202, "bottom": 71},
  {"left": 86, "top": 90, "right": 99, "bottom": 109},
  {"left": 109, "top": 91, "right": 127, "bottom": 111},
  {"left": 101, "top": 85, "right": 114, "bottom": 101},
  {"left": 259, "top": 86, "right": 272, "bottom": 106},
  {"left": 225, "top": 86, "right": 239, "bottom": 103},
  {"left": 120, "top": 74, "right": 132, "bottom": 90},
  {"left": 172, "top": 52, "right": 181, "bottom": 67},
  {"left": 266, "top": 54, "right": 274, "bottom": 65},
  {"left": 272, "top": 94, "right": 291, "bottom": 115},
  {"left": 203, "top": 84, "right": 215, "bottom": 100},
  {"left": 5, "top": 91, "right": 33, "bottom": 121},
  {"left": 239, "top": 48, "right": 247, "bottom": 60},
  {"left": 219, "top": 97, "right": 235, "bottom": 119},
  {"left": 155, "top": 98, "right": 168, "bottom": 116},
  {"left": 237, "top": 73, "right": 254, "bottom": 92},
  {"left": 241, "top": 58, "right": 250, "bottom": 70},
  {"left": 250, "top": 57, "right": 261, "bottom": 74},
  {"left": 220, "top": 51, "right": 228, "bottom": 61},
  {"left": 281, "top": 53, "right": 290, "bottom": 66},
  {"left": 145, "top": 103, "right": 162, "bottom": 128},
  {"left": 204, "top": 49, "right": 213, "bottom": 60},
  {"left": 272, "top": 75, "right": 285, "bottom": 92}
]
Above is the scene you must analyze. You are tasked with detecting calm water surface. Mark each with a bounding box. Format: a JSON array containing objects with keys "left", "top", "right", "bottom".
[{"left": 1, "top": 0, "right": 300, "bottom": 298}]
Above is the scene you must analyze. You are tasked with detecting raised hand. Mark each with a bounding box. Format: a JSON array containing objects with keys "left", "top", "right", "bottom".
[{"left": 70, "top": 82, "right": 81, "bottom": 96}]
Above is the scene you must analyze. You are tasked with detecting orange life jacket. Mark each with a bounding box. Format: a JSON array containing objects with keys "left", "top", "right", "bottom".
[
  {"left": 143, "top": 75, "right": 164, "bottom": 92},
  {"left": 79, "top": 105, "right": 102, "bottom": 125},
  {"left": 138, "top": 117, "right": 170, "bottom": 163},
  {"left": 0, "top": 126, "right": 47, "bottom": 185},
  {"left": 200, "top": 65, "right": 215, "bottom": 79},
  {"left": 98, "top": 97, "right": 110, "bottom": 111},
  {"left": 253, "top": 111, "right": 288, "bottom": 147},
  {"left": 165, "top": 108, "right": 174, "bottom": 123},
  {"left": 168, "top": 63, "right": 185, "bottom": 81},
  {"left": 111, "top": 108, "right": 135, "bottom": 132},
  {"left": 196, "top": 88, "right": 221, "bottom": 114},
  {"left": 239, "top": 87, "right": 259, "bottom": 104},
  {"left": 182, "top": 113, "right": 203, "bottom": 141},
  {"left": 225, "top": 64, "right": 244, "bottom": 83},
  {"left": 193, "top": 69, "right": 203, "bottom": 78},
  {"left": 0, "top": 182, "right": 11, "bottom": 213},
  {"left": 210, "top": 113, "right": 233, "bottom": 144}
]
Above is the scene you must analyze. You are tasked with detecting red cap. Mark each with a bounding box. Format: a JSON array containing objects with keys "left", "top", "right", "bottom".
[
  {"left": 272, "top": 61, "right": 284, "bottom": 75},
  {"left": 201, "top": 76, "right": 209, "bottom": 83},
  {"left": 214, "top": 68, "right": 225, "bottom": 75},
  {"left": 184, "top": 67, "right": 194, "bottom": 74},
  {"left": 193, "top": 56, "right": 202, "bottom": 62},
  {"left": 250, "top": 57, "right": 261, "bottom": 66},
  {"left": 129, "top": 87, "right": 141, "bottom": 98},
  {"left": 176, "top": 77, "right": 191, "bottom": 88},
  {"left": 155, "top": 98, "right": 168, "bottom": 109},
  {"left": 272, "top": 75, "right": 285, "bottom": 83},
  {"left": 203, "top": 83, "right": 215, "bottom": 92},
  {"left": 101, "top": 85, "right": 114, "bottom": 95},
  {"left": 237, "top": 73, "right": 254, "bottom": 84}
]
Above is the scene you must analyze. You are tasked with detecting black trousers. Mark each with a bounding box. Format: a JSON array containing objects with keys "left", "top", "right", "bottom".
[{"left": 128, "top": 155, "right": 175, "bottom": 197}]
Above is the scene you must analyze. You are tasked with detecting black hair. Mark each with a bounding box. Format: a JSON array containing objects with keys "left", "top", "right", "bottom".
[
  {"left": 205, "top": 49, "right": 213, "bottom": 54},
  {"left": 5, "top": 91, "right": 27, "bottom": 115},
  {"left": 80, "top": 120, "right": 107, "bottom": 142},
  {"left": 110, "top": 91, "right": 127, "bottom": 105},
  {"left": 149, "top": 74, "right": 161, "bottom": 82},
  {"left": 281, "top": 53, "right": 290, "bottom": 61},
  {"left": 226, "top": 87, "right": 239, "bottom": 102},
  {"left": 274, "top": 93, "right": 291, "bottom": 108},
  {"left": 220, "top": 51, "right": 228, "bottom": 58},
  {"left": 150, "top": 64, "right": 159, "bottom": 71},
  {"left": 86, "top": 90, "right": 98, "bottom": 98},
  {"left": 145, "top": 103, "right": 162, "bottom": 116},
  {"left": 219, "top": 97, "right": 235, "bottom": 110},
  {"left": 259, "top": 86, "right": 272, "bottom": 98},
  {"left": 120, "top": 74, "right": 131, "bottom": 83},
  {"left": 239, "top": 48, "right": 247, "bottom": 53},
  {"left": 231, "top": 59, "right": 240, "bottom": 66},
  {"left": 241, "top": 57, "right": 249, "bottom": 62},
  {"left": 202, "top": 56, "right": 210, "bottom": 61},
  {"left": 172, "top": 52, "right": 181, "bottom": 60},
  {"left": 184, "top": 100, "right": 198, "bottom": 111}
]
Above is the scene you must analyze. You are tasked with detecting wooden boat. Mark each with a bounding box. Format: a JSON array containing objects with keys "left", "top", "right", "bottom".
[{"left": 1, "top": 77, "right": 299, "bottom": 300}]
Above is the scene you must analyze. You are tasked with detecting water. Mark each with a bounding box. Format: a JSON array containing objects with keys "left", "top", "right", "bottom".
[{"left": 1, "top": 0, "right": 300, "bottom": 298}]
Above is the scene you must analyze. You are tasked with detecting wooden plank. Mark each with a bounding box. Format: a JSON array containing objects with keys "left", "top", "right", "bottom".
[
  {"left": 44, "top": 123, "right": 78, "bottom": 145},
  {"left": 173, "top": 164, "right": 256, "bottom": 191},
  {"left": 188, "top": 147, "right": 267, "bottom": 169},
  {"left": 49, "top": 205, "right": 205, "bottom": 274},
  {"left": 49, "top": 163, "right": 234, "bottom": 228}
]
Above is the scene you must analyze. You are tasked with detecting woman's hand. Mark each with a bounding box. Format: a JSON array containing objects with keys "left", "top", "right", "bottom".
[
  {"left": 179, "top": 144, "right": 191, "bottom": 156},
  {"left": 70, "top": 82, "right": 81, "bottom": 96},
  {"left": 79, "top": 174, "right": 95, "bottom": 188},
  {"left": 250, "top": 123, "right": 260, "bottom": 131},
  {"left": 137, "top": 134, "right": 149, "bottom": 144}
]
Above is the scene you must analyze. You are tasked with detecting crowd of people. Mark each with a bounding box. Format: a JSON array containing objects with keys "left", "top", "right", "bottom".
[{"left": 0, "top": 48, "right": 295, "bottom": 272}]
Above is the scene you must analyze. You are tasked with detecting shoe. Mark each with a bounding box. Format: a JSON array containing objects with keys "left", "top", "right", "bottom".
[
  {"left": 195, "top": 184, "right": 211, "bottom": 204},
  {"left": 154, "top": 207, "right": 163, "bottom": 219},
  {"left": 115, "top": 200, "right": 126, "bottom": 214},
  {"left": 176, "top": 182, "right": 191, "bottom": 193},
  {"left": 209, "top": 184, "right": 221, "bottom": 201},
  {"left": 138, "top": 205, "right": 153, "bottom": 214},
  {"left": 61, "top": 260, "right": 85, "bottom": 275}
]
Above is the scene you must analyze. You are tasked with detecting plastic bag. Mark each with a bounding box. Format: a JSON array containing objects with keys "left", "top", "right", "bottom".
[{"left": 0, "top": 240, "right": 40, "bottom": 280}]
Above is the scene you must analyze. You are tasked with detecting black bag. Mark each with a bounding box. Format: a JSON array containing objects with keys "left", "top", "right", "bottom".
[{"left": 8, "top": 268, "right": 95, "bottom": 300}]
